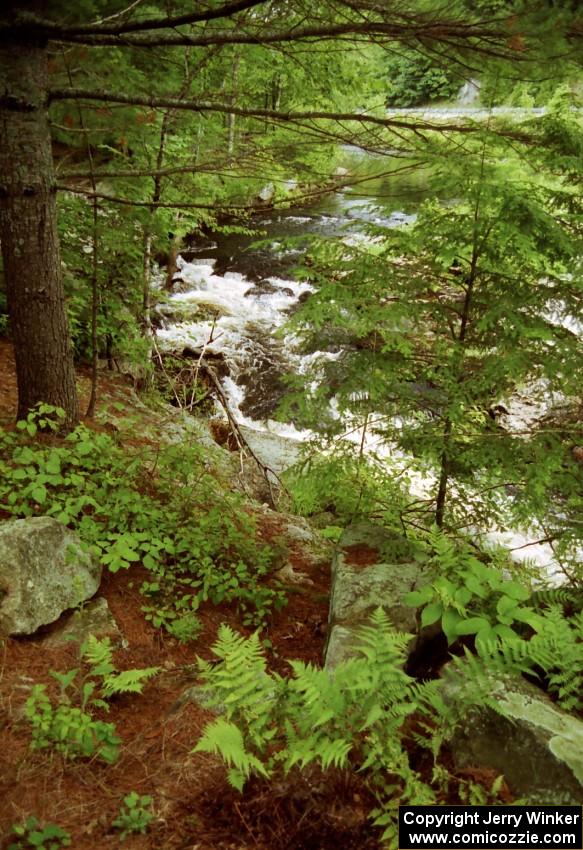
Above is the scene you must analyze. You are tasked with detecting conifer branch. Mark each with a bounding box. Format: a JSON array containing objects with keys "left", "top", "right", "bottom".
[{"left": 49, "top": 89, "right": 488, "bottom": 135}]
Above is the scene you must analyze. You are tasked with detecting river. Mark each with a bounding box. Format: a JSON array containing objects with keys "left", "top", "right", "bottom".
[{"left": 154, "top": 153, "right": 576, "bottom": 583}]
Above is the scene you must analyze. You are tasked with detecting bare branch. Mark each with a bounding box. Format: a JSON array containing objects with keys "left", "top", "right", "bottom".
[
  {"left": 56, "top": 162, "right": 423, "bottom": 210},
  {"left": 2, "top": 12, "right": 517, "bottom": 58}
]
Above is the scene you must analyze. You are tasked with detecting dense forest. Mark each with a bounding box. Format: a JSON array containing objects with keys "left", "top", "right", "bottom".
[{"left": 0, "top": 1, "right": 582, "bottom": 848}]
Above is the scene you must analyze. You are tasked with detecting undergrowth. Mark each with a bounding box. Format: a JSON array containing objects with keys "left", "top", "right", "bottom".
[
  {"left": 0, "top": 405, "right": 285, "bottom": 633},
  {"left": 25, "top": 636, "right": 158, "bottom": 763},
  {"left": 193, "top": 608, "right": 486, "bottom": 844}
]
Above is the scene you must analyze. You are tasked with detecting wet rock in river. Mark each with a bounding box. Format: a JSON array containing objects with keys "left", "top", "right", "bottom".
[{"left": 244, "top": 279, "right": 281, "bottom": 298}]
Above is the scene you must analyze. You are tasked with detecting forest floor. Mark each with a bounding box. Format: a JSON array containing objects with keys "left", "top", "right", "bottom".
[{"left": 0, "top": 341, "right": 386, "bottom": 850}]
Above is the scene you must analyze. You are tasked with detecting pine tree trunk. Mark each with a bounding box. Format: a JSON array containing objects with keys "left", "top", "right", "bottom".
[{"left": 0, "top": 35, "right": 79, "bottom": 428}]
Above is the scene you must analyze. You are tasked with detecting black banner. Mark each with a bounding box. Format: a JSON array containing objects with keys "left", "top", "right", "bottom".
[{"left": 399, "top": 806, "right": 583, "bottom": 849}]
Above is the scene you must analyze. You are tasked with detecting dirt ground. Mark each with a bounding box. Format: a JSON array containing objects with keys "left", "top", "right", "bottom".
[
  {"left": 0, "top": 341, "right": 384, "bottom": 850},
  {"left": 0, "top": 341, "right": 516, "bottom": 849}
]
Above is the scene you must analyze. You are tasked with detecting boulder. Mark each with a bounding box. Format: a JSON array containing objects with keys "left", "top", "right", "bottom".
[
  {"left": 40, "top": 597, "right": 122, "bottom": 648},
  {"left": 324, "top": 521, "right": 429, "bottom": 669},
  {"left": 258, "top": 507, "right": 334, "bottom": 570},
  {"left": 239, "top": 425, "right": 303, "bottom": 476},
  {"left": 444, "top": 672, "right": 583, "bottom": 805},
  {"left": 0, "top": 518, "right": 102, "bottom": 636}
]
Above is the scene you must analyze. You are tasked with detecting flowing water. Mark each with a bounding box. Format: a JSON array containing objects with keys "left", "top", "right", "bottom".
[{"left": 155, "top": 153, "right": 577, "bottom": 582}]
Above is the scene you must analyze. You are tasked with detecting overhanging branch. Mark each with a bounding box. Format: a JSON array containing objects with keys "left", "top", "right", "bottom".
[
  {"left": 2, "top": 16, "right": 516, "bottom": 56},
  {"left": 49, "top": 88, "right": 484, "bottom": 135},
  {"left": 1, "top": 0, "right": 268, "bottom": 39}
]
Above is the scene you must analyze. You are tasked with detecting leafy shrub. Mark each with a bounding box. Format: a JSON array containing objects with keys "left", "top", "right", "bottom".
[
  {"left": 24, "top": 636, "right": 159, "bottom": 763},
  {"left": 472, "top": 605, "right": 583, "bottom": 713},
  {"left": 405, "top": 527, "right": 542, "bottom": 652},
  {"left": 0, "top": 406, "right": 284, "bottom": 631},
  {"left": 8, "top": 817, "right": 70, "bottom": 850},
  {"left": 283, "top": 448, "right": 411, "bottom": 535},
  {"left": 404, "top": 528, "right": 583, "bottom": 713},
  {"left": 25, "top": 684, "right": 121, "bottom": 764},
  {"left": 112, "top": 792, "right": 154, "bottom": 839},
  {"left": 385, "top": 50, "right": 459, "bottom": 107}
]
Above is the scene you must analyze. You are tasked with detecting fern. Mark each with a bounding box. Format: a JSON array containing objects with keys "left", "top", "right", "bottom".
[
  {"left": 193, "top": 608, "right": 471, "bottom": 842},
  {"left": 454, "top": 606, "right": 583, "bottom": 713},
  {"left": 81, "top": 636, "right": 160, "bottom": 697},
  {"left": 193, "top": 718, "right": 270, "bottom": 791},
  {"left": 529, "top": 586, "right": 583, "bottom": 611},
  {"left": 82, "top": 635, "right": 116, "bottom": 678},
  {"left": 101, "top": 667, "right": 160, "bottom": 698},
  {"left": 196, "top": 625, "right": 280, "bottom": 751}
]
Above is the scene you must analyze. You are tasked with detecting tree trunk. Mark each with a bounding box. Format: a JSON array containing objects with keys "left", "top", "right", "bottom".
[
  {"left": 435, "top": 418, "right": 452, "bottom": 528},
  {"left": 0, "top": 35, "right": 79, "bottom": 428}
]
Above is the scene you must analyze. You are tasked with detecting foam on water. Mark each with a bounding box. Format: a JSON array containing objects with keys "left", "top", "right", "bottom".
[{"left": 157, "top": 215, "right": 580, "bottom": 582}]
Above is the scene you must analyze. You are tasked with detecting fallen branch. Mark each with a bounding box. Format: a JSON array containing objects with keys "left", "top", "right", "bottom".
[{"left": 203, "top": 362, "right": 285, "bottom": 508}]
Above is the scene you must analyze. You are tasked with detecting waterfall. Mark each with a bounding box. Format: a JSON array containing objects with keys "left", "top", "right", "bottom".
[{"left": 457, "top": 78, "right": 480, "bottom": 105}]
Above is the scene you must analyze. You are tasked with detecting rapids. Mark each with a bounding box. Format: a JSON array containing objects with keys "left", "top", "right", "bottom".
[{"left": 155, "top": 167, "right": 579, "bottom": 583}]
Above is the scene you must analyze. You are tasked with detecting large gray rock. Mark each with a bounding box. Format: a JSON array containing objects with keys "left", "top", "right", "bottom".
[
  {"left": 0, "top": 518, "right": 102, "bottom": 636},
  {"left": 239, "top": 425, "right": 303, "bottom": 476},
  {"left": 445, "top": 672, "right": 583, "bottom": 805},
  {"left": 325, "top": 521, "right": 429, "bottom": 669}
]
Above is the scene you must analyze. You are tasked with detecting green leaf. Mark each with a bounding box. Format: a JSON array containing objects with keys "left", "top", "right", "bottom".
[
  {"left": 421, "top": 601, "right": 443, "bottom": 628},
  {"left": 442, "top": 608, "right": 463, "bottom": 644},
  {"left": 454, "top": 587, "right": 472, "bottom": 607},
  {"left": 31, "top": 485, "right": 47, "bottom": 504},
  {"left": 405, "top": 586, "right": 433, "bottom": 607},
  {"left": 502, "top": 581, "right": 530, "bottom": 602},
  {"left": 45, "top": 452, "right": 62, "bottom": 475},
  {"left": 455, "top": 616, "right": 491, "bottom": 636},
  {"left": 491, "top": 623, "right": 520, "bottom": 641},
  {"left": 496, "top": 596, "right": 519, "bottom": 618},
  {"left": 511, "top": 608, "right": 544, "bottom": 630},
  {"left": 465, "top": 575, "right": 487, "bottom": 599}
]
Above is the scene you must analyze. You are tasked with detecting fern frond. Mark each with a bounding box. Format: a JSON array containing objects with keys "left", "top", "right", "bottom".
[
  {"left": 82, "top": 635, "right": 115, "bottom": 678},
  {"left": 194, "top": 717, "right": 270, "bottom": 789},
  {"left": 530, "top": 587, "right": 583, "bottom": 611},
  {"left": 101, "top": 666, "right": 160, "bottom": 698}
]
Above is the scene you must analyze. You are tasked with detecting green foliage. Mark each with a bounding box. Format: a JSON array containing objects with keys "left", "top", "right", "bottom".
[
  {"left": 59, "top": 193, "right": 149, "bottom": 368},
  {"left": 112, "top": 792, "right": 154, "bottom": 840},
  {"left": 474, "top": 605, "right": 583, "bottom": 712},
  {"left": 194, "top": 610, "right": 475, "bottom": 840},
  {"left": 24, "top": 637, "right": 159, "bottom": 763},
  {"left": 282, "top": 446, "right": 414, "bottom": 539},
  {"left": 25, "top": 683, "right": 120, "bottom": 764},
  {"left": 50, "top": 23, "right": 383, "bottom": 377},
  {"left": 405, "top": 528, "right": 542, "bottom": 650},
  {"left": 287, "top": 122, "right": 583, "bottom": 547},
  {"left": 0, "top": 408, "right": 284, "bottom": 631},
  {"left": 458, "top": 774, "right": 507, "bottom": 806},
  {"left": 8, "top": 817, "right": 71, "bottom": 850},
  {"left": 81, "top": 635, "right": 160, "bottom": 698},
  {"left": 385, "top": 50, "right": 460, "bottom": 107},
  {"left": 404, "top": 528, "right": 583, "bottom": 713},
  {"left": 142, "top": 604, "right": 203, "bottom": 643}
]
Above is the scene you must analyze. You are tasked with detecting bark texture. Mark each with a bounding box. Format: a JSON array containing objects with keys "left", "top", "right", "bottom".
[{"left": 0, "top": 36, "right": 79, "bottom": 427}]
